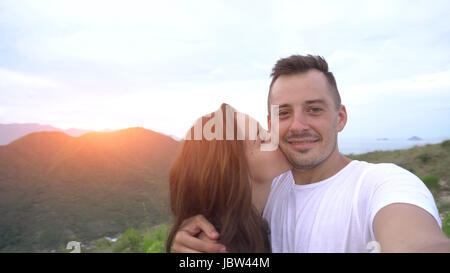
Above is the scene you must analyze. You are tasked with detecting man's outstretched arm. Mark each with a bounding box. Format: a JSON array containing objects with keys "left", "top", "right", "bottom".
[
  {"left": 373, "top": 203, "right": 450, "bottom": 252},
  {"left": 171, "top": 215, "right": 228, "bottom": 253}
]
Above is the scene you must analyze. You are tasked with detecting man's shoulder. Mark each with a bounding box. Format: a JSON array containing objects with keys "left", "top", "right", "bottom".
[
  {"left": 357, "top": 160, "right": 423, "bottom": 189},
  {"left": 362, "top": 161, "right": 416, "bottom": 178}
]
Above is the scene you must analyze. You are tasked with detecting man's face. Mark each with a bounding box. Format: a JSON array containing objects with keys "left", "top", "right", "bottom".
[{"left": 269, "top": 70, "right": 347, "bottom": 169}]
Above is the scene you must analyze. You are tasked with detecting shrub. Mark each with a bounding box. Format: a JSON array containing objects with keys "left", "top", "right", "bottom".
[
  {"left": 443, "top": 213, "right": 450, "bottom": 238},
  {"left": 113, "top": 228, "right": 143, "bottom": 253},
  {"left": 421, "top": 175, "right": 440, "bottom": 191},
  {"left": 95, "top": 238, "right": 112, "bottom": 250},
  {"left": 417, "top": 153, "right": 432, "bottom": 163},
  {"left": 146, "top": 225, "right": 169, "bottom": 253},
  {"left": 146, "top": 240, "right": 165, "bottom": 253},
  {"left": 441, "top": 140, "right": 450, "bottom": 148}
]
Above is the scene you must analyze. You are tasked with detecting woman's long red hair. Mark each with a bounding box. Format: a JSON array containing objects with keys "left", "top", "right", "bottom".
[{"left": 166, "top": 104, "right": 270, "bottom": 252}]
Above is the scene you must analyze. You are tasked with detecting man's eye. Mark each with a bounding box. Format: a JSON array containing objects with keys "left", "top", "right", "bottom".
[
  {"left": 279, "top": 111, "right": 289, "bottom": 117},
  {"left": 309, "top": 108, "right": 323, "bottom": 113}
]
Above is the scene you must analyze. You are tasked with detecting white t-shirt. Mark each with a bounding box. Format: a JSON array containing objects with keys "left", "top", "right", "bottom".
[{"left": 262, "top": 160, "right": 442, "bottom": 253}]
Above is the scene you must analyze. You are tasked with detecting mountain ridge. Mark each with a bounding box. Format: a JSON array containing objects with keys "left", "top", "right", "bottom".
[
  {"left": 0, "top": 123, "right": 92, "bottom": 145},
  {"left": 0, "top": 126, "right": 180, "bottom": 252}
]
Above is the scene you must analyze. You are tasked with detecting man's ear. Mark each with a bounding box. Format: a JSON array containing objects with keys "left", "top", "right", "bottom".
[{"left": 337, "top": 105, "right": 347, "bottom": 132}]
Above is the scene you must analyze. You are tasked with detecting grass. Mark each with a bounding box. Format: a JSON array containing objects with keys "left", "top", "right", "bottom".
[
  {"left": 441, "top": 140, "right": 450, "bottom": 148},
  {"left": 421, "top": 175, "right": 440, "bottom": 195},
  {"left": 80, "top": 223, "right": 170, "bottom": 253},
  {"left": 443, "top": 213, "right": 450, "bottom": 238},
  {"left": 417, "top": 153, "right": 432, "bottom": 164}
]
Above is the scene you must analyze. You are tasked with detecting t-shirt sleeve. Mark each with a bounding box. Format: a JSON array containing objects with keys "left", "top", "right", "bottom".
[{"left": 367, "top": 163, "right": 442, "bottom": 240}]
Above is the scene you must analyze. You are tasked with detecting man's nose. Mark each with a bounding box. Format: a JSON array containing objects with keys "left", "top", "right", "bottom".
[{"left": 288, "top": 112, "right": 310, "bottom": 134}]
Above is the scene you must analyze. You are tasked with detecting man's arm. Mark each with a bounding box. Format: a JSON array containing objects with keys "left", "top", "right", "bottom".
[
  {"left": 171, "top": 215, "right": 228, "bottom": 253},
  {"left": 373, "top": 203, "right": 450, "bottom": 252}
]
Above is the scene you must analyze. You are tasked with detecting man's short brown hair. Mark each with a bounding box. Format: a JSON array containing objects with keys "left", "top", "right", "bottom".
[{"left": 268, "top": 54, "right": 341, "bottom": 114}]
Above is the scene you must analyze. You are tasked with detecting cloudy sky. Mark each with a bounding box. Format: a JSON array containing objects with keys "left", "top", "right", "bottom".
[{"left": 1, "top": 0, "right": 449, "bottom": 139}]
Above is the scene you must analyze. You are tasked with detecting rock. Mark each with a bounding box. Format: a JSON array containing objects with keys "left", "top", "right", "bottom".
[{"left": 408, "top": 136, "right": 422, "bottom": 141}]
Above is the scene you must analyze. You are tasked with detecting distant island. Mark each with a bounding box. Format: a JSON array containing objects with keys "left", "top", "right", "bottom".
[
  {"left": 377, "top": 138, "right": 389, "bottom": 141},
  {"left": 408, "top": 136, "right": 423, "bottom": 141}
]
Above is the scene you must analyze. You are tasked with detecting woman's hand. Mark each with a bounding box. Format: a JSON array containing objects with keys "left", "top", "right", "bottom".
[{"left": 172, "top": 215, "right": 228, "bottom": 253}]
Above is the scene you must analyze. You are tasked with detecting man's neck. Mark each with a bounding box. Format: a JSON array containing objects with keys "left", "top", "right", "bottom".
[{"left": 291, "top": 150, "right": 352, "bottom": 185}]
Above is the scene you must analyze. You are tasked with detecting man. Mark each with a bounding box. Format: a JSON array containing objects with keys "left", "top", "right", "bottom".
[{"left": 172, "top": 55, "right": 450, "bottom": 252}]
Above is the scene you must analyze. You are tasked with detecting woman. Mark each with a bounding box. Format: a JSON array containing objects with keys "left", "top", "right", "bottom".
[{"left": 166, "top": 103, "right": 289, "bottom": 252}]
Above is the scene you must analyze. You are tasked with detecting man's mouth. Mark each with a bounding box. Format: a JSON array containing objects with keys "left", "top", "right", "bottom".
[{"left": 287, "top": 138, "right": 320, "bottom": 150}]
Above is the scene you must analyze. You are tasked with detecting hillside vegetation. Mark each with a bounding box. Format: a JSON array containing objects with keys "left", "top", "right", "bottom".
[{"left": 0, "top": 128, "right": 180, "bottom": 252}]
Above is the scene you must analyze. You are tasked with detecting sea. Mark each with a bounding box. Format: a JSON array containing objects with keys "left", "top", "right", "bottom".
[{"left": 338, "top": 137, "right": 449, "bottom": 155}]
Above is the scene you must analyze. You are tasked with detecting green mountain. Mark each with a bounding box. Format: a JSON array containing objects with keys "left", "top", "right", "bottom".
[{"left": 0, "top": 127, "right": 180, "bottom": 252}]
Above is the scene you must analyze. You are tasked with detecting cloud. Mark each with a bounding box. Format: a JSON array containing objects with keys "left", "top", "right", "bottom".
[
  {"left": 0, "top": 67, "right": 62, "bottom": 89},
  {"left": 0, "top": 0, "right": 450, "bottom": 138},
  {"left": 339, "top": 69, "right": 450, "bottom": 138},
  {"left": 341, "top": 69, "right": 450, "bottom": 104},
  {"left": 95, "top": 78, "right": 271, "bottom": 137}
]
